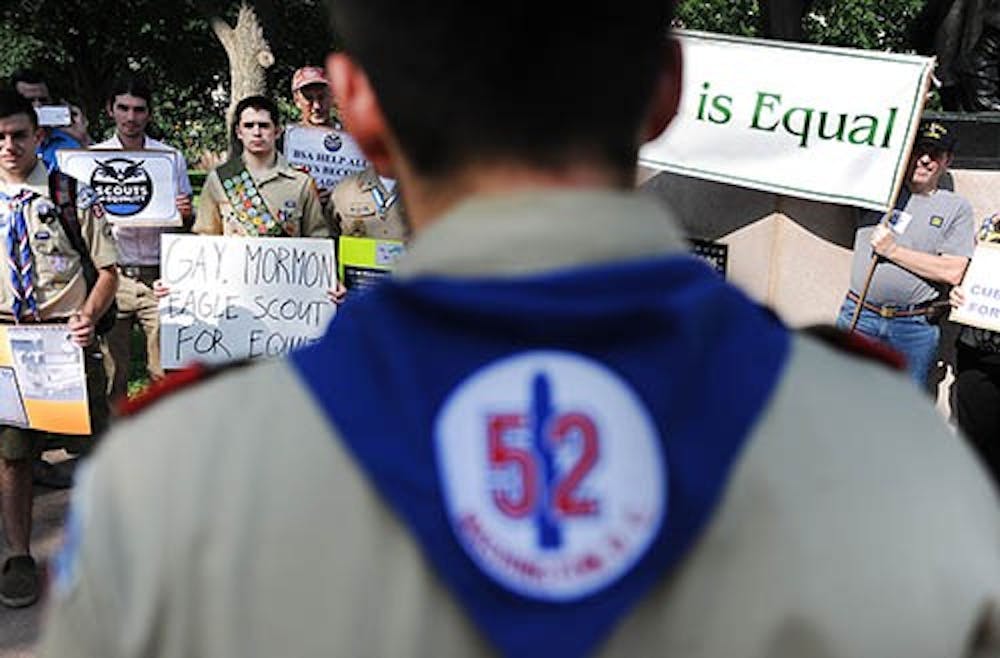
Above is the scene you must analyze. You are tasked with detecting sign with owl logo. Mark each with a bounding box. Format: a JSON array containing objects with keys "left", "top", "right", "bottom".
[{"left": 56, "top": 149, "right": 181, "bottom": 227}]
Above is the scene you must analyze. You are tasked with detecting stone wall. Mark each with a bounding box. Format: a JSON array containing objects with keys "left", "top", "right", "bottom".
[{"left": 639, "top": 167, "right": 1000, "bottom": 418}]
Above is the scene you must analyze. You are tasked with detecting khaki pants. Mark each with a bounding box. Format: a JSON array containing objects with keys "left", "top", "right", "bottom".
[{"left": 103, "top": 273, "right": 162, "bottom": 403}]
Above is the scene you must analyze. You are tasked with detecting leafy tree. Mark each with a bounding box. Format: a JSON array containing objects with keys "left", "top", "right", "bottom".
[{"left": 0, "top": 0, "right": 336, "bottom": 165}]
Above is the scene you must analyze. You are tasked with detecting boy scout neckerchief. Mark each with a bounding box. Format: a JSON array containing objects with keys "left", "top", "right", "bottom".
[
  {"left": 0, "top": 190, "right": 41, "bottom": 321},
  {"left": 216, "top": 158, "right": 297, "bottom": 237},
  {"left": 292, "top": 255, "right": 790, "bottom": 658}
]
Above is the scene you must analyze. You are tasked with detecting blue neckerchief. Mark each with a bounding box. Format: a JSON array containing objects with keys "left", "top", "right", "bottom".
[
  {"left": 291, "top": 255, "right": 790, "bottom": 658},
  {"left": 0, "top": 190, "right": 40, "bottom": 321}
]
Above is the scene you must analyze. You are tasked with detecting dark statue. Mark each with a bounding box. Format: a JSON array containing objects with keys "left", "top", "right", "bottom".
[
  {"left": 758, "top": 0, "right": 813, "bottom": 41},
  {"left": 913, "top": 0, "right": 1000, "bottom": 111}
]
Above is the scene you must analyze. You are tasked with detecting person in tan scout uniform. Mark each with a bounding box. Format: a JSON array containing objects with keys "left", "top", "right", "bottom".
[
  {"left": 42, "top": 2, "right": 1000, "bottom": 657},
  {"left": 194, "top": 95, "right": 329, "bottom": 239},
  {"left": 331, "top": 164, "right": 408, "bottom": 240},
  {"left": 0, "top": 90, "right": 116, "bottom": 609}
]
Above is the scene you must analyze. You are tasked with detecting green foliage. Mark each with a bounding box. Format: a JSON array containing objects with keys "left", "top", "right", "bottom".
[
  {"left": 0, "top": 1, "right": 336, "bottom": 167},
  {"left": 674, "top": 0, "right": 760, "bottom": 37},
  {"left": 674, "top": 0, "right": 925, "bottom": 52},
  {"left": 804, "top": 0, "right": 925, "bottom": 51}
]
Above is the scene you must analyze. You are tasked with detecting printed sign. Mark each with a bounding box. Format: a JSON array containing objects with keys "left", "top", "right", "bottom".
[
  {"left": 950, "top": 243, "right": 1000, "bottom": 332},
  {"left": 56, "top": 149, "right": 181, "bottom": 226},
  {"left": 0, "top": 325, "right": 89, "bottom": 435},
  {"left": 338, "top": 236, "right": 405, "bottom": 292},
  {"left": 159, "top": 235, "right": 337, "bottom": 368},
  {"left": 640, "top": 31, "right": 934, "bottom": 211},
  {"left": 436, "top": 351, "right": 665, "bottom": 601},
  {"left": 283, "top": 125, "right": 369, "bottom": 190}
]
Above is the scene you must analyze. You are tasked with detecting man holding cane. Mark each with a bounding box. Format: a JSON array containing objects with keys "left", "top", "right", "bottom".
[{"left": 837, "top": 120, "right": 974, "bottom": 387}]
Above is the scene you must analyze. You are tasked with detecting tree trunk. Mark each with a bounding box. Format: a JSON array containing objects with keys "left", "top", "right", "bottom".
[{"left": 212, "top": 2, "right": 275, "bottom": 156}]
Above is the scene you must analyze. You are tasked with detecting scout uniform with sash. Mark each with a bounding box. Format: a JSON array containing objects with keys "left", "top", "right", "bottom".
[
  {"left": 42, "top": 190, "right": 1000, "bottom": 658},
  {"left": 194, "top": 155, "right": 330, "bottom": 238},
  {"left": 331, "top": 164, "right": 407, "bottom": 240},
  {"left": 0, "top": 162, "right": 117, "bottom": 458}
]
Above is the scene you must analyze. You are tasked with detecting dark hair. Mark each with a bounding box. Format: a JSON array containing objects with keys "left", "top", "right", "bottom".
[
  {"left": 234, "top": 95, "right": 280, "bottom": 126},
  {"left": 107, "top": 75, "right": 153, "bottom": 109},
  {"left": 328, "top": 0, "right": 677, "bottom": 177},
  {"left": 0, "top": 88, "right": 39, "bottom": 128},
  {"left": 9, "top": 69, "right": 46, "bottom": 89}
]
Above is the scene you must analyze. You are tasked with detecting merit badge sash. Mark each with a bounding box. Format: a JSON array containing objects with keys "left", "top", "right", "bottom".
[
  {"left": 216, "top": 159, "right": 297, "bottom": 237},
  {"left": 291, "top": 255, "right": 790, "bottom": 658}
]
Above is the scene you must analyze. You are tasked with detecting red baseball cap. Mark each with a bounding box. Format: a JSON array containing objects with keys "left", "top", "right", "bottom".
[{"left": 291, "top": 66, "right": 327, "bottom": 92}]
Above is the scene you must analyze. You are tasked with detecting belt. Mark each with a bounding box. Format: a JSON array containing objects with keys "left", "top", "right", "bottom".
[
  {"left": 846, "top": 291, "right": 936, "bottom": 319},
  {"left": 120, "top": 265, "right": 160, "bottom": 280}
]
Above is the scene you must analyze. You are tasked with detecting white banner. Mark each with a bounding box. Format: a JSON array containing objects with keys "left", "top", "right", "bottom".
[
  {"left": 283, "top": 125, "right": 369, "bottom": 190},
  {"left": 640, "top": 31, "right": 934, "bottom": 211},
  {"left": 159, "top": 235, "right": 337, "bottom": 368},
  {"left": 951, "top": 243, "right": 1000, "bottom": 332},
  {"left": 56, "top": 149, "right": 181, "bottom": 226}
]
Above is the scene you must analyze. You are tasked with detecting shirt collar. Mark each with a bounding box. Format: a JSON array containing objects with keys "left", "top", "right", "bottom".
[
  {"left": 395, "top": 188, "right": 689, "bottom": 279},
  {"left": 0, "top": 161, "right": 50, "bottom": 197},
  {"left": 246, "top": 153, "right": 295, "bottom": 185}
]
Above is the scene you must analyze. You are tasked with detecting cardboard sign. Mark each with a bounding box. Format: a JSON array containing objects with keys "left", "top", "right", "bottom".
[
  {"left": 56, "top": 149, "right": 181, "bottom": 226},
  {"left": 159, "top": 235, "right": 337, "bottom": 368},
  {"left": 338, "top": 236, "right": 405, "bottom": 292},
  {"left": 950, "top": 243, "right": 1000, "bottom": 332},
  {"left": 0, "top": 325, "right": 89, "bottom": 435},
  {"left": 283, "top": 125, "right": 369, "bottom": 190},
  {"left": 640, "top": 31, "right": 934, "bottom": 211}
]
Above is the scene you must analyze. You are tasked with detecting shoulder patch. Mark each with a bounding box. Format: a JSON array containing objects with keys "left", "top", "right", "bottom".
[
  {"left": 116, "top": 361, "right": 250, "bottom": 417},
  {"left": 802, "top": 325, "right": 907, "bottom": 372}
]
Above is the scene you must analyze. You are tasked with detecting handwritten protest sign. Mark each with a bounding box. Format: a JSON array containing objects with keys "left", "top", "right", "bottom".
[
  {"left": 339, "top": 236, "right": 405, "bottom": 292},
  {"left": 159, "top": 235, "right": 337, "bottom": 368},
  {"left": 640, "top": 31, "right": 934, "bottom": 211},
  {"left": 0, "top": 325, "right": 89, "bottom": 435},
  {"left": 57, "top": 149, "right": 181, "bottom": 226},
  {"left": 284, "top": 126, "right": 369, "bottom": 190},
  {"left": 950, "top": 243, "right": 1000, "bottom": 332}
]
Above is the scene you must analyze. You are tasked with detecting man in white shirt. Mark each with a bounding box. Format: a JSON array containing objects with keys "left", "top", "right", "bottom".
[{"left": 93, "top": 75, "right": 193, "bottom": 402}]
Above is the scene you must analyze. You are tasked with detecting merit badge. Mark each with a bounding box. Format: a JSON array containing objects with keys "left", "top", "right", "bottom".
[
  {"left": 435, "top": 351, "right": 666, "bottom": 602},
  {"left": 930, "top": 215, "right": 944, "bottom": 228}
]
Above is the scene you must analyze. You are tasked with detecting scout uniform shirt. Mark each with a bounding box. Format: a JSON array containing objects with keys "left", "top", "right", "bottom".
[
  {"left": 194, "top": 154, "right": 329, "bottom": 238},
  {"left": 0, "top": 162, "right": 117, "bottom": 323},
  {"left": 331, "top": 165, "right": 407, "bottom": 240},
  {"left": 41, "top": 191, "right": 1000, "bottom": 658}
]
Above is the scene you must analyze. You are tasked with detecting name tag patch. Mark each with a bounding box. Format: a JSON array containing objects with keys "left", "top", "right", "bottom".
[{"left": 435, "top": 351, "right": 666, "bottom": 602}]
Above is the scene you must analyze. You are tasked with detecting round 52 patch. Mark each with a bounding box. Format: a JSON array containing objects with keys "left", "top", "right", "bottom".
[{"left": 435, "top": 351, "right": 666, "bottom": 602}]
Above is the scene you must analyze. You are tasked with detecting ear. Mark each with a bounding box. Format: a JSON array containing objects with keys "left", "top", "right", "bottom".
[
  {"left": 327, "top": 52, "right": 395, "bottom": 174},
  {"left": 106, "top": 102, "right": 114, "bottom": 119},
  {"left": 641, "top": 38, "right": 683, "bottom": 143}
]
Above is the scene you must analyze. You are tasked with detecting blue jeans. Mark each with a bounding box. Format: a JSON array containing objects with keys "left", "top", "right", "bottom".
[{"left": 836, "top": 298, "right": 940, "bottom": 387}]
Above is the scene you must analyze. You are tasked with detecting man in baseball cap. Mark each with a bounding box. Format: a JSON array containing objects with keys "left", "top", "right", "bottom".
[
  {"left": 837, "top": 118, "right": 974, "bottom": 387},
  {"left": 291, "top": 65, "right": 335, "bottom": 129}
]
